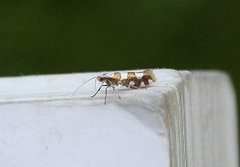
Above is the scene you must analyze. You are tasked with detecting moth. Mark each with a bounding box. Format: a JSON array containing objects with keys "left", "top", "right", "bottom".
[{"left": 73, "top": 69, "right": 157, "bottom": 104}]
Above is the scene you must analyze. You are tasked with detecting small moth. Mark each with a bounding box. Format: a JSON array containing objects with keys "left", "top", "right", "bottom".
[{"left": 73, "top": 69, "right": 157, "bottom": 104}]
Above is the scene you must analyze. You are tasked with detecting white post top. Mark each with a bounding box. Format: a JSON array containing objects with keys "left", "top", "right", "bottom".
[{"left": 0, "top": 69, "right": 238, "bottom": 167}]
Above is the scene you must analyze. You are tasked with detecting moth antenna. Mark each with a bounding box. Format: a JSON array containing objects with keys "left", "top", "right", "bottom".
[{"left": 73, "top": 76, "right": 97, "bottom": 95}]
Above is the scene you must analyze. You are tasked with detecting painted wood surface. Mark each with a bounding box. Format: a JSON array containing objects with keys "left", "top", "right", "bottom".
[{"left": 0, "top": 69, "right": 237, "bottom": 167}]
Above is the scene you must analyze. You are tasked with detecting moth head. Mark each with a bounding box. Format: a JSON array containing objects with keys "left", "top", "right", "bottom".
[{"left": 97, "top": 73, "right": 108, "bottom": 83}]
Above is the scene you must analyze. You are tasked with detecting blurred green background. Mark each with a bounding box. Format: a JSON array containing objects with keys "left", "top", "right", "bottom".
[{"left": 0, "top": 0, "right": 239, "bottom": 142}]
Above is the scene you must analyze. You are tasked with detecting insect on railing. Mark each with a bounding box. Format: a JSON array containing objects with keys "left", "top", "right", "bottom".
[{"left": 73, "top": 69, "right": 157, "bottom": 104}]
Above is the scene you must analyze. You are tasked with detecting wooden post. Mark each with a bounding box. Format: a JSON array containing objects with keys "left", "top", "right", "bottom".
[{"left": 0, "top": 69, "right": 238, "bottom": 167}]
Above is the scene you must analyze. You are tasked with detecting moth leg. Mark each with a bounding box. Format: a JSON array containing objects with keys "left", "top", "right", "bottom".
[
  {"left": 128, "top": 80, "right": 139, "bottom": 89},
  {"left": 91, "top": 85, "right": 107, "bottom": 97},
  {"left": 130, "top": 85, "right": 138, "bottom": 89},
  {"left": 112, "top": 86, "right": 121, "bottom": 99},
  {"left": 104, "top": 86, "right": 109, "bottom": 105}
]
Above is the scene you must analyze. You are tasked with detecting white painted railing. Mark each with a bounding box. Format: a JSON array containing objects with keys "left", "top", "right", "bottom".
[{"left": 0, "top": 69, "right": 238, "bottom": 167}]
